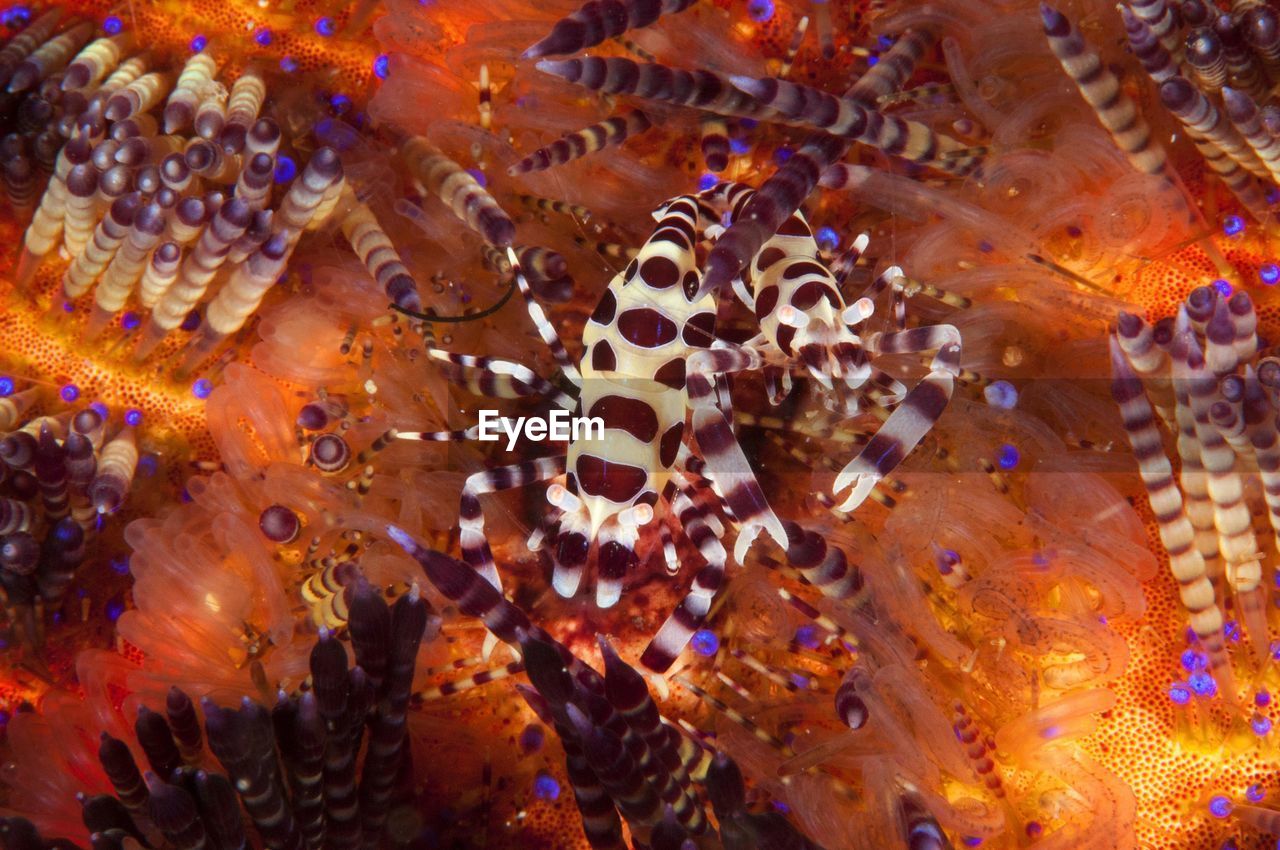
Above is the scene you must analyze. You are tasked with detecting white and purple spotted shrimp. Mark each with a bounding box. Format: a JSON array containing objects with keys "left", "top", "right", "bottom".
[
  {"left": 404, "top": 175, "right": 959, "bottom": 672},
  {"left": 401, "top": 181, "right": 787, "bottom": 672},
  {"left": 689, "top": 202, "right": 962, "bottom": 513}
]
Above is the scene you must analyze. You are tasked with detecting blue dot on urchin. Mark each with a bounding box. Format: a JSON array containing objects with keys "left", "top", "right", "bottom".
[
  {"left": 691, "top": 629, "right": 719, "bottom": 656},
  {"left": 1188, "top": 670, "right": 1217, "bottom": 697},
  {"left": 816, "top": 226, "right": 839, "bottom": 251},
  {"left": 533, "top": 771, "right": 560, "bottom": 801},
  {"left": 747, "top": 0, "right": 774, "bottom": 22},
  {"left": 274, "top": 155, "right": 297, "bottom": 183}
]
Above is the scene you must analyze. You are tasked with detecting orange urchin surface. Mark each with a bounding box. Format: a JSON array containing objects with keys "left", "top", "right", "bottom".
[
  {"left": 1087, "top": 506, "right": 1279, "bottom": 850},
  {"left": 28, "top": 0, "right": 384, "bottom": 89},
  {"left": 0, "top": 258, "right": 210, "bottom": 448},
  {"left": 1082, "top": 221, "right": 1280, "bottom": 849}
]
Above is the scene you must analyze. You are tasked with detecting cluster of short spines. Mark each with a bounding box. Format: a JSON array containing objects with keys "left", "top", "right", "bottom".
[
  {"left": 64, "top": 192, "right": 137, "bottom": 304},
  {"left": 1216, "top": 10, "right": 1269, "bottom": 100},
  {"left": 137, "top": 196, "right": 252, "bottom": 358},
  {"left": 201, "top": 231, "right": 290, "bottom": 336},
  {"left": 1162, "top": 76, "right": 1274, "bottom": 222},
  {"left": 300, "top": 558, "right": 359, "bottom": 630},
  {"left": 1110, "top": 284, "right": 1280, "bottom": 704},
  {"left": 0, "top": 399, "right": 137, "bottom": 649},
  {"left": 276, "top": 147, "right": 343, "bottom": 243},
  {"left": 102, "top": 70, "right": 170, "bottom": 122},
  {"left": 3, "top": 21, "right": 431, "bottom": 374},
  {"left": 1173, "top": 296, "right": 1228, "bottom": 581},
  {"left": 1108, "top": 0, "right": 1280, "bottom": 230},
  {"left": 391, "top": 530, "right": 818, "bottom": 850},
  {"left": 6, "top": 19, "right": 91, "bottom": 94},
  {"left": 12, "top": 577, "right": 430, "bottom": 848},
  {"left": 726, "top": 73, "right": 979, "bottom": 173},
  {"left": 535, "top": 44, "right": 977, "bottom": 195}
]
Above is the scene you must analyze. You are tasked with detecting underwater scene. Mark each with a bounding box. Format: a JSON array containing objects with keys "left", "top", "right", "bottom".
[{"left": 3, "top": 0, "right": 1280, "bottom": 847}]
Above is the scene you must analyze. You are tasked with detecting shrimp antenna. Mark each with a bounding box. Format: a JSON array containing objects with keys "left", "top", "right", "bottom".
[{"left": 388, "top": 274, "right": 518, "bottom": 323}]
